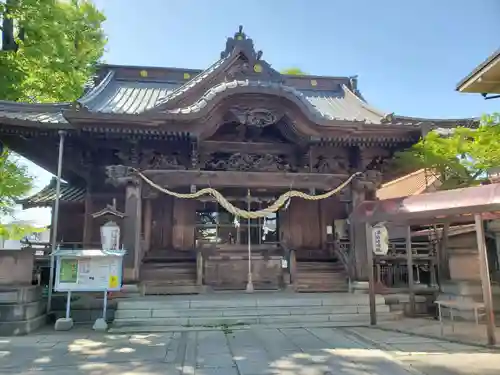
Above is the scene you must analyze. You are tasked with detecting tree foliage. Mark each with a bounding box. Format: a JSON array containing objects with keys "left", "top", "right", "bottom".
[
  {"left": 393, "top": 114, "right": 500, "bottom": 190},
  {"left": 0, "top": 0, "right": 107, "bottom": 103},
  {"left": 0, "top": 0, "right": 106, "bottom": 239},
  {"left": 0, "top": 149, "right": 36, "bottom": 239},
  {"left": 280, "top": 67, "right": 308, "bottom": 76}
]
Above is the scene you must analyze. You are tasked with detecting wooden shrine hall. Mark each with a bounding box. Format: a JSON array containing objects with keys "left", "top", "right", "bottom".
[{"left": 2, "top": 26, "right": 475, "bottom": 294}]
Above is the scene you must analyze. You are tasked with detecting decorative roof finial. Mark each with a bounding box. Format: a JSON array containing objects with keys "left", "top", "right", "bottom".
[{"left": 235, "top": 25, "right": 246, "bottom": 41}]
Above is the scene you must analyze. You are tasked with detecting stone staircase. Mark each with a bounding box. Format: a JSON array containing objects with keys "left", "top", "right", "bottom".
[
  {"left": 140, "top": 250, "right": 199, "bottom": 295},
  {"left": 110, "top": 292, "right": 398, "bottom": 333},
  {"left": 294, "top": 261, "right": 348, "bottom": 292}
]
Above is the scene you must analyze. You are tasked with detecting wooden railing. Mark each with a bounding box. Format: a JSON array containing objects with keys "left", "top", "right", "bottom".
[{"left": 333, "top": 238, "right": 438, "bottom": 290}]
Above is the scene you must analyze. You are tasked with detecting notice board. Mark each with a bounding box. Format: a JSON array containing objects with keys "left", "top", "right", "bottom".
[{"left": 54, "top": 255, "right": 122, "bottom": 292}]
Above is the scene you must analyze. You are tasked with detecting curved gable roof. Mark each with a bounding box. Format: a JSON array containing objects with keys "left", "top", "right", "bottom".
[{"left": 0, "top": 26, "right": 478, "bottom": 132}]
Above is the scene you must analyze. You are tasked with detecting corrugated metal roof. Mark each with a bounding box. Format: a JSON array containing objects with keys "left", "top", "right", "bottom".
[
  {"left": 376, "top": 169, "right": 441, "bottom": 200},
  {"left": 18, "top": 179, "right": 85, "bottom": 208}
]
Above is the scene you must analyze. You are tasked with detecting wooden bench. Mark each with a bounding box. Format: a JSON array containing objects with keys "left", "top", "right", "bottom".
[{"left": 435, "top": 299, "right": 485, "bottom": 336}]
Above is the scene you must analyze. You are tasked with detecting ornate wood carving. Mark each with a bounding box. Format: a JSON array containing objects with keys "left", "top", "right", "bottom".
[
  {"left": 310, "top": 146, "right": 350, "bottom": 175},
  {"left": 208, "top": 122, "right": 290, "bottom": 143},
  {"left": 359, "top": 146, "right": 390, "bottom": 171},
  {"left": 202, "top": 152, "right": 293, "bottom": 172},
  {"left": 116, "top": 149, "right": 189, "bottom": 170},
  {"left": 105, "top": 164, "right": 135, "bottom": 186},
  {"left": 312, "top": 155, "right": 349, "bottom": 174},
  {"left": 229, "top": 107, "right": 279, "bottom": 127}
]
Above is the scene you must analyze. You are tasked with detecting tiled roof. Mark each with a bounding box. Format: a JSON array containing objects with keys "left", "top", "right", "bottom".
[
  {"left": 0, "top": 102, "right": 70, "bottom": 124},
  {"left": 78, "top": 70, "right": 180, "bottom": 114},
  {"left": 0, "top": 76, "right": 388, "bottom": 125},
  {"left": 302, "top": 87, "right": 384, "bottom": 123},
  {"left": 376, "top": 169, "right": 441, "bottom": 200},
  {"left": 17, "top": 178, "right": 85, "bottom": 209}
]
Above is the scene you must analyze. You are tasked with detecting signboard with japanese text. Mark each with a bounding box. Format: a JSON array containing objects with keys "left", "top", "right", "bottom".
[
  {"left": 372, "top": 223, "right": 389, "bottom": 256},
  {"left": 54, "top": 249, "right": 124, "bottom": 292}
]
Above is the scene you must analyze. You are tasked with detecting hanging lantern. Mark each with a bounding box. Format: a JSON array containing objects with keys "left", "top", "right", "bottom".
[{"left": 100, "top": 221, "right": 121, "bottom": 251}]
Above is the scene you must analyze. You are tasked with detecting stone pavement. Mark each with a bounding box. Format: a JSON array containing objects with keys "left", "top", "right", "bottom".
[
  {"left": 377, "top": 317, "right": 500, "bottom": 348},
  {"left": 0, "top": 326, "right": 499, "bottom": 375}
]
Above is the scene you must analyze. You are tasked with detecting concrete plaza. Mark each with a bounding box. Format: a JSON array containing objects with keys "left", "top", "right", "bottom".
[{"left": 0, "top": 326, "right": 499, "bottom": 375}]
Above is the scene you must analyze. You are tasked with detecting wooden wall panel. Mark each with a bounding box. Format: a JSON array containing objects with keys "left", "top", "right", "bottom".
[
  {"left": 280, "top": 197, "right": 346, "bottom": 250},
  {"left": 58, "top": 204, "right": 84, "bottom": 243},
  {"left": 281, "top": 199, "right": 321, "bottom": 250},
  {"left": 279, "top": 203, "right": 291, "bottom": 246},
  {"left": 151, "top": 195, "right": 173, "bottom": 249},
  {"left": 319, "top": 196, "right": 346, "bottom": 247},
  {"left": 172, "top": 198, "right": 196, "bottom": 250}
]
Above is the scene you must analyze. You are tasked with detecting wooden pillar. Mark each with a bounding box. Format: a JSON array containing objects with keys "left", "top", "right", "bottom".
[
  {"left": 406, "top": 226, "right": 416, "bottom": 316},
  {"left": 82, "top": 185, "right": 93, "bottom": 247},
  {"left": 351, "top": 187, "right": 367, "bottom": 279},
  {"left": 123, "top": 181, "right": 142, "bottom": 282},
  {"left": 438, "top": 222, "right": 451, "bottom": 283},
  {"left": 143, "top": 198, "right": 152, "bottom": 254},
  {"left": 196, "top": 250, "right": 203, "bottom": 286},
  {"left": 290, "top": 249, "right": 297, "bottom": 288},
  {"left": 474, "top": 214, "right": 496, "bottom": 346},
  {"left": 365, "top": 222, "right": 377, "bottom": 325}
]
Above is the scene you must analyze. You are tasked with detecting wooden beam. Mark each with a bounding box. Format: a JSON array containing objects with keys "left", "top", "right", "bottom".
[
  {"left": 200, "top": 141, "right": 296, "bottom": 154},
  {"left": 82, "top": 186, "right": 93, "bottom": 247},
  {"left": 142, "top": 170, "right": 349, "bottom": 190},
  {"left": 365, "top": 223, "right": 377, "bottom": 326},
  {"left": 474, "top": 214, "right": 496, "bottom": 346}
]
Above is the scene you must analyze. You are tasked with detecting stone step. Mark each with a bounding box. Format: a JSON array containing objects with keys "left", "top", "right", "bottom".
[
  {"left": 141, "top": 284, "right": 201, "bottom": 295},
  {"left": 295, "top": 273, "right": 347, "bottom": 280},
  {"left": 116, "top": 294, "right": 387, "bottom": 310},
  {"left": 296, "top": 286, "right": 348, "bottom": 293},
  {"left": 115, "top": 304, "right": 390, "bottom": 320},
  {"left": 112, "top": 311, "right": 397, "bottom": 328}
]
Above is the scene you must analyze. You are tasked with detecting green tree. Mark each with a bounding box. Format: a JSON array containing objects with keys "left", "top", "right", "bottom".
[
  {"left": 0, "top": 149, "right": 35, "bottom": 239},
  {"left": 393, "top": 114, "right": 500, "bottom": 189},
  {"left": 0, "top": 0, "right": 107, "bottom": 102},
  {"left": 281, "top": 67, "right": 308, "bottom": 76},
  {"left": 0, "top": 0, "right": 106, "bottom": 238}
]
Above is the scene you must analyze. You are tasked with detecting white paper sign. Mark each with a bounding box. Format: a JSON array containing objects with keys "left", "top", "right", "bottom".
[{"left": 372, "top": 223, "right": 389, "bottom": 256}]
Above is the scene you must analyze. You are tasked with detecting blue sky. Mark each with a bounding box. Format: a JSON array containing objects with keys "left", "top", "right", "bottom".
[{"left": 16, "top": 0, "right": 500, "bottom": 225}]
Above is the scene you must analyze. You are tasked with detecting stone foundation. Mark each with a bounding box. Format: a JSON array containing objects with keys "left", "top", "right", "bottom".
[
  {"left": 0, "top": 285, "right": 46, "bottom": 336},
  {"left": 438, "top": 280, "right": 500, "bottom": 320}
]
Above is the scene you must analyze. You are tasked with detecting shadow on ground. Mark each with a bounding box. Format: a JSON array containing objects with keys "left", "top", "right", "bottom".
[{"left": 0, "top": 326, "right": 498, "bottom": 374}]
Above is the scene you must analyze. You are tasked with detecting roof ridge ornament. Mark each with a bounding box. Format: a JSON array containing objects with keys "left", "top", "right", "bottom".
[
  {"left": 221, "top": 25, "right": 257, "bottom": 59},
  {"left": 221, "top": 26, "right": 282, "bottom": 83}
]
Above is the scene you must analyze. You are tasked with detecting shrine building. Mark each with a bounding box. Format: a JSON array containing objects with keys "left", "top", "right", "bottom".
[{"left": 1, "top": 27, "right": 475, "bottom": 294}]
